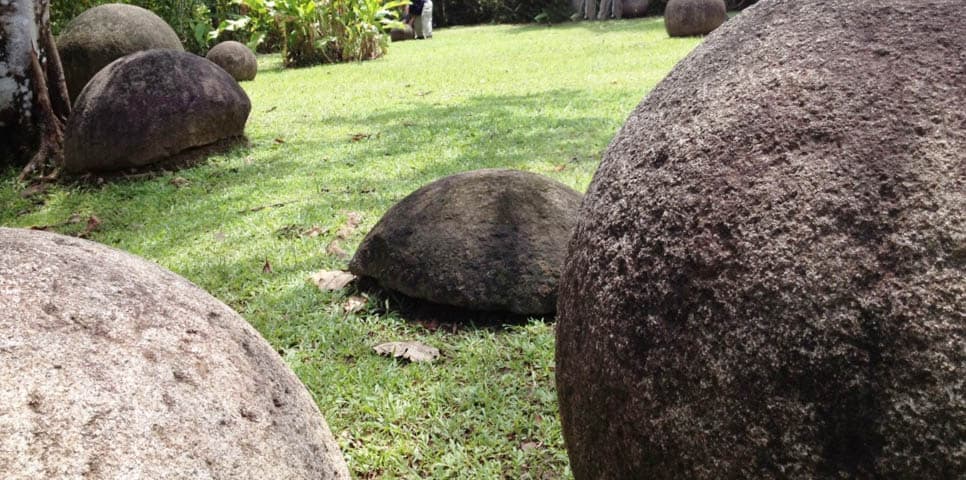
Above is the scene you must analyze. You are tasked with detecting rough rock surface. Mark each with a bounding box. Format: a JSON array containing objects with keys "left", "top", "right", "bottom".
[
  {"left": 391, "top": 24, "right": 415, "bottom": 42},
  {"left": 0, "top": 228, "right": 350, "bottom": 479},
  {"left": 664, "top": 0, "right": 726, "bottom": 37},
  {"left": 556, "top": 0, "right": 966, "bottom": 478},
  {"left": 56, "top": 3, "right": 184, "bottom": 102},
  {"left": 63, "top": 49, "right": 251, "bottom": 173},
  {"left": 206, "top": 41, "right": 258, "bottom": 82},
  {"left": 350, "top": 169, "right": 583, "bottom": 315}
]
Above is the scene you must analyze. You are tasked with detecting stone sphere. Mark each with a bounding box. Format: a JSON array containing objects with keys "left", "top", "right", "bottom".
[
  {"left": 57, "top": 3, "right": 184, "bottom": 102},
  {"left": 206, "top": 41, "right": 258, "bottom": 82},
  {"left": 390, "top": 24, "right": 415, "bottom": 42},
  {"left": 664, "top": 0, "right": 726, "bottom": 37},
  {"left": 556, "top": 0, "right": 965, "bottom": 478},
  {"left": 0, "top": 228, "right": 350, "bottom": 478},
  {"left": 620, "top": 0, "right": 651, "bottom": 18},
  {"left": 350, "top": 169, "right": 583, "bottom": 315},
  {"left": 64, "top": 49, "right": 251, "bottom": 173}
]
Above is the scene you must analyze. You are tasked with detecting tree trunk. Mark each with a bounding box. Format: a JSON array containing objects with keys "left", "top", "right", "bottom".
[{"left": 0, "top": 0, "right": 70, "bottom": 180}]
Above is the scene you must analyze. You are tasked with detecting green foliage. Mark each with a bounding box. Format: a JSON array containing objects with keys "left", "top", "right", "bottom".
[
  {"left": 434, "top": 0, "right": 573, "bottom": 27},
  {"left": 51, "top": 0, "right": 241, "bottom": 54},
  {"left": 211, "top": 0, "right": 405, "bottom": 67}
]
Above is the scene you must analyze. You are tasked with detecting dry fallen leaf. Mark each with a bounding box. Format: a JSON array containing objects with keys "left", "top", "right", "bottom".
[
  {"left": 274, "top": 137, "right": 286, "bottom": 144},
  {"left": 553, "top": 164, "right": 566, "bottom": 172},
  {"left": 262, "top": 260, "right": 273, "bottom": 274},
  {"left": 373, "top": 341, "right": 440, "bottom": 363},
  {"left": 326, "top": 240, "right": 349, "bottom": 259},
  {"left": 336, "top": 211, "right": 363, "bottom": 239},
  {"left": 309, "top": 270, "right": 356, "bottom": 291},
  {"left": 343, "top": 295, "right": 367, "bottom": 314},
  {"left": 79, "top": 215, "right": 101, "bottom": 237},
  {"left": 169, "top": 176, "right": 190, "bottom": 187},
  {"left": 301, "top": 225, "right": 327, "bottom": 237},
  {"left": 521, "top": 441, "right": 541, "bottom": 451},
  {"left": 350, "top": 133, "right": 371, "bottom": 142}
]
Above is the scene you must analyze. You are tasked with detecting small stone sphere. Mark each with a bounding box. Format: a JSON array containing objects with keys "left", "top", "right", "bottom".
[
  {"left": 664, "top": 0, "right": 727, "bottom": 37},
  {"left": 206, "top": 41, "right": 258, "bottom": 82}
]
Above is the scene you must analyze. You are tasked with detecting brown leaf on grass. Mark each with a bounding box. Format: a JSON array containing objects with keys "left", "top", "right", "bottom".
[
  {"left": 326, "top": 240, "right": 348, "bottom": 259},
  {"left": 350, "top": 133, "right": 371, "bottom": 142},
  {"left": 262, "top": 260, "right": 273, "bottom": 274},
  {"left": 67, "top": 213, "right": 83, "bottom": 224},
  {"left": 169, "top": 176, "right": 190, "bottom": 187},
  {"left": 553, "top": 164, "right": 566, "bottom": 172},
  {"left": 301, "top": 225, "right": 327, "bottom": 237},
  {"left": 521, "top": 441, "right": 541, "bottom": 451},
  {"left": 373, "top": 341, "right": 440, "bottom": 363},
  {"left": 309, "top": 270, "right": 356, "bottom": 291},
  {"left": 79, "top": 215, "right": 101, "bottom": 237},
  {"left": 336, "top": 211, "right": 363, "bottom": 239},
  {"left": 343, "top": 295, "right": 367, "bottom": 314},
  {"left": 273, "top": 137, "right": 286, "bottom": 144}
]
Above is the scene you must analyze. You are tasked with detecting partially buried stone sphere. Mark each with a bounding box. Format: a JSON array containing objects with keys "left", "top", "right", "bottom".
[
  {"left": 63, "top": 49, "right": 251, "bottom": 173},
  {"left": 664, "top": 0, "right": 727, "bottom": 37},
  {"left": 206, "top": 41, "right": 258, "bottom": 82},
  {"left": 350, "top": 169, "right": 583, "bottom": 316},
  {"left": 556, "top": 0, "right": 965, "bottom": 478},
  {"left": 57, "top": 3, "right": 184, "bottom": 102},
  {"left": 0, "top": 228, "right": 350, "bottom": 479}
]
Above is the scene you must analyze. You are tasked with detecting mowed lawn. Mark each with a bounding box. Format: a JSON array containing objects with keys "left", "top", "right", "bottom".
[{"left": 1, "top": 18, "right": 703, "bottom": 478}]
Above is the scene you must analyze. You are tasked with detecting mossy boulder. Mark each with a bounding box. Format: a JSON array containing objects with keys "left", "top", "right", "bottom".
[
  {"left": 664, "top": 0, "right": 726, "bottom": 37},
  {"left": 557, "top": 0, "right": 966, "bottom": 478},
  {"left": 206, "top": 41, "right": 258, "bottom": 82},
  {"left": 0, "top": 228, "right": 350, "bottom": 478},
  {"left": 57, "top": 3, "right": 184, "bottom": 102},
  {"left": 350, "top": 169, "right": 583, "bottom": 315},
  {"left": 64, "top": 49, "right": 251, "bottom": 173}
]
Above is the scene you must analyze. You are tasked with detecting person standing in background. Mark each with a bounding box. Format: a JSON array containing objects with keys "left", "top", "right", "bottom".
[{"left": 410, "top": 0, "right": 433, "bottom": 39}]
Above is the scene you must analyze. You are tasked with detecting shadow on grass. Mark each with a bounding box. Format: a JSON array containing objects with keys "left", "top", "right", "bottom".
[
  {"left": 6, "top": 87, "right": 614, "bottom": 331},
  {"left": 353, "top": 277, "right": 552, "bottom": 331}
]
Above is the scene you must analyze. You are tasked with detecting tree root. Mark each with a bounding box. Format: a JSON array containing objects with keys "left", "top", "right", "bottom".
[{"left": 18, "top": 23, "right": 68, "bottom": 182}]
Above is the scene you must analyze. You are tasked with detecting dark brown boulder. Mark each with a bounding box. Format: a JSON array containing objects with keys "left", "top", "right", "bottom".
[
  {"left": 620, "top": 0, "right": 651, "bottom": 18},
  {"left": 56, "top": 3, "right": 184, "bottom": 102},
  {"left": 0, "top": 228, "right": 350, "bottom": 478},
  {"left": 63, "top": 49, "right": 251, "bottom": 173},
  {"left": 664, "top": 0, "right": 726, "bottom": 37},
  {"left": 206, "top": 41, "right": 258, "bottom": 82},
  {"left": 391, "top": 24, "right": 415, "bottom": 42},
  {"left": 350, "top": 169, "right": 583, "bottom": 315},
  {"left": 557, "top": 0, "right": 965, "bottom": 478}
]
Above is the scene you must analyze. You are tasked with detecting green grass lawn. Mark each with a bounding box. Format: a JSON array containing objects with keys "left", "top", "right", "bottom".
[{"left": 1, "top": 17, "right": 701, "bottom": 478}]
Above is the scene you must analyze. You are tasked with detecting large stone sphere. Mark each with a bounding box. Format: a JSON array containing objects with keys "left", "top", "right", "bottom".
[
  {"left": 64, "top": 49, "right": 251, "bottom": 173},
  {"left": 57, "top": 3, "right": 184, "bottom": 102},
  {"left": 620, "top": 0, "right": 651, "bottom": 18},
  {"left": 350, "top": 169, "right": 583, "bottom": 315},
  {"left": 556, "top": 0, "right": 965, "bottom": 478},
  {"left": 664, "top": 0, "right": 726, "bottom": 37},
  {"left": 0, "top": 228, "right": 350, "bottom": 478},
  {"left": 206, "top": 41, "right": 258, "bottom": 82}
]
